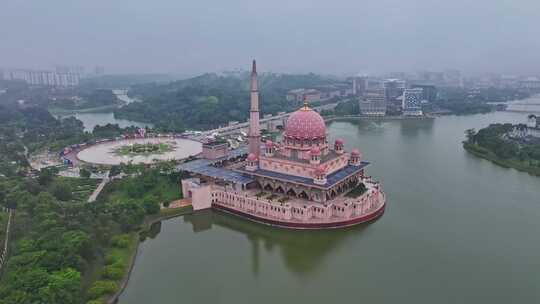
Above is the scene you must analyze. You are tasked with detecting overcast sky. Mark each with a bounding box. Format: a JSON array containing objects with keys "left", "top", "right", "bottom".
[{"left": 1, "top": 0, "right": 539, "bottom": 76}]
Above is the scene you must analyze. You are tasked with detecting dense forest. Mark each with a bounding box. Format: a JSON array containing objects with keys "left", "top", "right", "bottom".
[
  {"left": 464, "top": 124, "right": 540, "bottom": 175},
  {"left": 0, "top": 97, "right": 190, "bottom": 303},
  {"left": 115, "top": 73, "right": 335, "bottom": 131},
  {"left": 0, "top": 164, "right": 185, "bottom": 303}
]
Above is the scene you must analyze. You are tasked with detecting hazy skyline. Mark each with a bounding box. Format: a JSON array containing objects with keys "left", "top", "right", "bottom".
[{"left": 1, "top": 0, "right": 539, "bottom": 76}]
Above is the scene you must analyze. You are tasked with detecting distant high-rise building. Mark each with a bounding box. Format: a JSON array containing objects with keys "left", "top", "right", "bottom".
[
  {"left": 351, "top": 76, "right": 367, "bottom": 96},
  {"left": 383, "top": 79, "right": 406, "bottom": 103},
  {"left": 410, "top": 84, "right": 437, "bottom": 103},
  {"left": 360, "top": 88, "right": 386, "bottom": 116},
  {"left": 498, "top": 75, "right": 519, "bottom": 89},
  {"left": 402, "top": 88, "right": 424, "bottom": 116},
  {"left": 286, "top": 89, "right": 322, "bottom": 105},
  {"left": 365, "top": 78, "right": 384, "bottom": 90},
  {"left": 2, "top": 69, "right": 79, "bottom": 87},
  {"left": 519, "top": 77, "right": 540, "bottom": 91}
]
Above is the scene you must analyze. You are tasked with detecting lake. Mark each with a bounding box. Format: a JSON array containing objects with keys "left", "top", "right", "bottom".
[
  {"left": 54, "top": 112, "right": 152, "bottom": 132},
  {"left": 119, "top": 112, "right": 540, "bottom": 304}
]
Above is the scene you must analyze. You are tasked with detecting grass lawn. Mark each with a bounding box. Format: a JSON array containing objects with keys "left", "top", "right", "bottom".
[{"left": 114, "top": 142, "right": 173, "bottom": 156}]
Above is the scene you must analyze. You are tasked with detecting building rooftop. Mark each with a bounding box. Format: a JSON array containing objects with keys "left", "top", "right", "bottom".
[
  {"left": 186, "top": 165, "right": 254, "bottom": 184},
  {"left": 238, "top": 161, "right": 370, "bottom": 189},
  {"left": 177, "top": 146, "right": 253, "bottom": 184}
]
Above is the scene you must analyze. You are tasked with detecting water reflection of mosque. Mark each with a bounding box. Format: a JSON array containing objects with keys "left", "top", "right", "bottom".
[{"left": 170, "top": 210, "right": 376, "bottom": 276}]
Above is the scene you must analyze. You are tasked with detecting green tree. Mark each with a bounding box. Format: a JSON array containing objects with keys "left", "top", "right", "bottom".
[
  {"left": 80, "top": 168, "right": 91, "bottom": 179},
  {"left": 51, "top": 181, "right": 73, "bottom": 201},
  {"left": 465, "top": 128, "right": 476, "bottom": 143},
  {"left": 109, "top": 165, "right": 121, "bottom": 177},
  {"left": 87, "top": 280, "right": 117, "bottom": 299},
  {"left": 0, "top": 182, "right": 6, "bottom": 206},
  {"left": 24, "top": 178, "right": 43, "bottom": 195},
  {"left": 101, "top": 264, "right": 124, "bottom": 280},
  {"left": 61, "top": 230, "right": 92, "bottom": 261},
  {"left": 112, "top": 200, "right": 145, "bottom": 231},
  {"left": 38, "top": 168, "right": 56, "bottom": 186},
  {"left": 143, "top": 200, "right": 160, "bottom": 215},
  {"left": 38, "top": 268, "right": 81, "bottom": 304}
]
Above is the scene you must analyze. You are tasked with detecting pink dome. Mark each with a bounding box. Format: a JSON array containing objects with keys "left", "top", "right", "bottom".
[
  {"left": 335, "top": 138, "right": 344, "bottom": 145},
  {"left": 285, "top": 107, "right": 326, "bottom": 140},
  {"left": 351, "top": 149, "right": 360, "bottom": 157},
  {"left": 247, "top": 153, "right": 258, "bottom": 161},
  {"left": 265, "top": 140, "right": 274, "bottom": 148},
  {"left": 310, "top": 146, "right": 321, "bottom": 155}
]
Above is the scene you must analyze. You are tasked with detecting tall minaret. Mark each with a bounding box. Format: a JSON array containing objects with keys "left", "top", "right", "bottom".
[{"left": 248, "top": 60, "right": 261, "bottom": 158}]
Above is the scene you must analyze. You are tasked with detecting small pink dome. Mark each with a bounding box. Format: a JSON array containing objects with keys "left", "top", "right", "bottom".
[
  {"left": 335, "top": 138, "right": 344, "bottom": 145},
  {"left": 247, "top": 153, "right": 258, "bottom": 161},
  {"left": 265, "top": 140, "right": 274, "bottom": 148},
  {"left": 285, "top": 107, "right": 326, "bottom": 140},
  {"left": 351, "top": 149, "right": 360, "bottom": 157},
  {"left": 310, "top": 146, "right": 321, "bottom": 155},
  {"left": 315, "top": 164, "right": 326, "bottom": 175}
]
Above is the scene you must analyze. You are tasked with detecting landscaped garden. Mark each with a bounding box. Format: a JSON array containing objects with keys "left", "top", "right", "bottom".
[{"left": 114, "top": 142, "right": 174, "bottom": 156}]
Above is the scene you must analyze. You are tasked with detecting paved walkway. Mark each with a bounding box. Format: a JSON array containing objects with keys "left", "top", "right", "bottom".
[{"left": 88, "top": 177, "right": 110, "bottom": 203}]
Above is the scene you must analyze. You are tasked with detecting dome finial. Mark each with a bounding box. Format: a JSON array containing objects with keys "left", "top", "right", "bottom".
[{"left": 302, "top": 95, "right": 309, "bottom": 110}]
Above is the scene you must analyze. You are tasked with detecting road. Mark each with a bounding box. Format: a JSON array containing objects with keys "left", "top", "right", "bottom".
[{"left": 191, "top": 102, "right": 339, "bottom": 139}]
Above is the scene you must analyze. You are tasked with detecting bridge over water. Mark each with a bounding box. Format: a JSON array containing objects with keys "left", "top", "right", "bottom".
[{"left": 199, "top": 102, "right": 338, "bottom": 137}]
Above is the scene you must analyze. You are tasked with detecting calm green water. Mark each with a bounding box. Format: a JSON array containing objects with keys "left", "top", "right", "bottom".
[
  {"left": 119, "top": 112, "right": 540, "bottom": 304},
  {"left": 53, "top": 112, "right": 152, "bottom": 132}
]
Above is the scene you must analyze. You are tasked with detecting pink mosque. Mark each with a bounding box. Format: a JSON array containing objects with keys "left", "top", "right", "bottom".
[{"left": 180, "top": 61, "right": 386, "bottom": 229}]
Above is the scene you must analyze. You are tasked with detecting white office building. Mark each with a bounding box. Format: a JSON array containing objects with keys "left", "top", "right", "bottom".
[{"left": 402, "top": 88, "right": 424, "bottom": 116}]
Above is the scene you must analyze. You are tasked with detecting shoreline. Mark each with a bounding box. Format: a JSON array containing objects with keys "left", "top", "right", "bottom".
[
  {"left": 104, "top": 206, "right": 194, "bottom": 304},
  {"left": 48, "top": 104, "right": 121, "bottom": 115},
  {"left": 324, "top": 114, "right": 436, "bottom": 123},
  {"left": 463, "top": 143, "right": 540, "bottom": 177}
]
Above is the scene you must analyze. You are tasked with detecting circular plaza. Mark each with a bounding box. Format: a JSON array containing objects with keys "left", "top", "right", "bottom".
[{"left": 76, "top": 137, "right": 202, "bottom": 166}]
